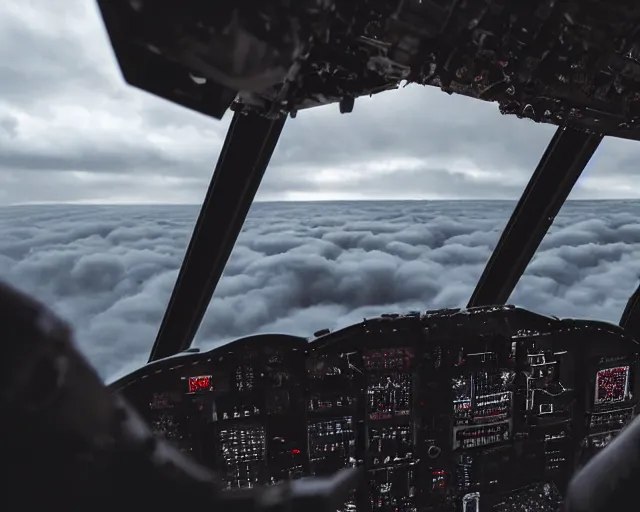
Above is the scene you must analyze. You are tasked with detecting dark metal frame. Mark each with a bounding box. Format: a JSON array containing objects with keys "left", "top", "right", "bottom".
[
  {"left": 148, "top": 111, "right": 286, "bottom": 362},
  {"left": 620, "top": 287, "right": 640, "bottom": 338},
  {"left": 468, "top": 127, "right": 603, "bottom": 308}
]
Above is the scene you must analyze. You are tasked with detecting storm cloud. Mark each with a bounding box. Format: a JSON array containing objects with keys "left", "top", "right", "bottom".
[{"left": 2, "top": 201, "right": 640, "bottom": 381}]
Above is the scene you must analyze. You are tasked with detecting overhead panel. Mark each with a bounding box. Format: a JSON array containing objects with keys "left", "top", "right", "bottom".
[
  {"left": 148, "top": 111, "right": 287, "bottom": 362},
  {"left": 467, "top": 127, "right": 603, "bottom": 308},
  {"left": 98, "top": 0, "right": 640, "bottom": 140}
]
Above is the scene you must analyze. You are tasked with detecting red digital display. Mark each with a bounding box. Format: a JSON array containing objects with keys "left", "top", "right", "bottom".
[
  {"left": 188, "top": 375, "right": 212, "bottom": 393},
  {"left": 595, "top": 366, "right": 629, "bottom": 404}
]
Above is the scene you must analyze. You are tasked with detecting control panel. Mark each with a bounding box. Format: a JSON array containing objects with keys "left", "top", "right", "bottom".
[{"left": 112, "top": 307, "right": 640, "bottom": 511}]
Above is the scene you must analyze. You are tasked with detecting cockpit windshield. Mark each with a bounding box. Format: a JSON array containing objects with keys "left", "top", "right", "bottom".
[
  {"left": 2, "top": 0, "right": 640, "bottom": 381},
  {"left": 180, "top": 83, "right": 555, "bottom": 353}
]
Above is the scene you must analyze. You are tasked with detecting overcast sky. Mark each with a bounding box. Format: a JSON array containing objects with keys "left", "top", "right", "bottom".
[{"left": 2, "top": 0, "right": 640, "bottom": 204}]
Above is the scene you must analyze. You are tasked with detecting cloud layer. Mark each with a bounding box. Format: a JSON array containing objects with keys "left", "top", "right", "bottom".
[{"left": 2, "top": 201, "right": 640, "bottom": 381}]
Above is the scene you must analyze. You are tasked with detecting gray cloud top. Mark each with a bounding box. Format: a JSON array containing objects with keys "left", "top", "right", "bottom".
[
  {"left": 2, "top": 201, "right": 639, "bottom": 381},
  {"left": 2, "top": 0, "right": 640, "bottom": 203}
]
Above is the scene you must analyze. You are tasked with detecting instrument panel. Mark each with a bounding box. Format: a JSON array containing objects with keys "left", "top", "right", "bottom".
[{"left": 111, "top": 306, "right": 640, "bottom": 511}]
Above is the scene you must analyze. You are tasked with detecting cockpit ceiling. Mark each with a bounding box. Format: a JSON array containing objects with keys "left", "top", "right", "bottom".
[{"left": 101, "top": 0, "right": 640, "bottom": 139}]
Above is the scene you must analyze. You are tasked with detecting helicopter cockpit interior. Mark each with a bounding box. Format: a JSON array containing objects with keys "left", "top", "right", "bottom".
[{"left": 93, "top": 1, "right": 640, "bottom": 511}]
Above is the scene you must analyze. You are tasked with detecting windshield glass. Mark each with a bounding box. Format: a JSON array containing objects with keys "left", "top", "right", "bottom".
[
  {"left": 512, "top": 137, "right": 640, "bottom": 322},
  {"left": 192, "top": 86, "right": 555, "bottom": 351},
  {"left": 5, "top": 0, "right": 640, "bottom": 383},
  {"left": 0, "top": 0, "right": 218, "bottom": 378}
]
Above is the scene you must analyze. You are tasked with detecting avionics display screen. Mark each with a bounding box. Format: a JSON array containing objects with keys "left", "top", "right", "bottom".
[
  {"left": 595, "top": 366, "right": 630, "bottom": 405},
  {"left": 188, "top": 375, "right": 213, "bottom": 393}
]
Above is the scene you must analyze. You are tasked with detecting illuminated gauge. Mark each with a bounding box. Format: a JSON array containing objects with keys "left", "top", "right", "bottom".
[
  {"left": 187, "top": 375, "right": 213, "bottom": 393},
  {"left": 595, "top": 366, "right": 631, "bottom": 405}
]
